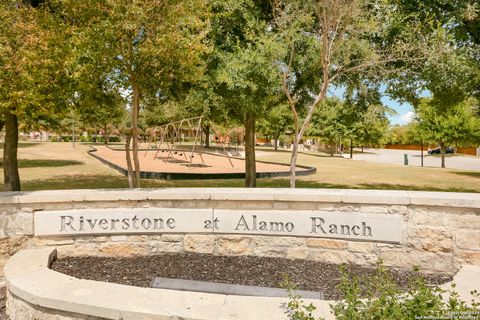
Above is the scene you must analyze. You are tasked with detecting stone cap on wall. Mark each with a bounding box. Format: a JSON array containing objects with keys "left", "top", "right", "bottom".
[{"left": 1, "top": 188, "right": 480, "bottom": 208}]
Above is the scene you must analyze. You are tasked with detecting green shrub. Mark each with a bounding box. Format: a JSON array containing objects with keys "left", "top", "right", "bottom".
[
  {"left": 79, "top": 136, "right": 91, "bottom": 143},
  {"left": 332, "top": 264, "right": 479, "bottom": 320},
  {"left": 281, "top": 275, "right": 319, "bottom": 320},
  {"left": 94, "top": 136, "right": 121, "bottom": 143},
  {"left": 282, "top": 264, "right": 479, "bottom": 320},
  {"left": 60, "top": 135, "right": 77, "bottom": 142}
]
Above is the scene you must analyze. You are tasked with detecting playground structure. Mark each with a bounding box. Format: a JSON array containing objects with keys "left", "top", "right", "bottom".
[
  {"left": 143, "top": 116, "right": 234, "bottom": 169},
  {"left": 88, "top": 116, "right": 316, "bottom": 179}
]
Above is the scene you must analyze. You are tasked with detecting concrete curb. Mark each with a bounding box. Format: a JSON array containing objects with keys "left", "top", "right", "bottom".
[{"left": 4, "top": 248, "right": 335, "bottom": 320}]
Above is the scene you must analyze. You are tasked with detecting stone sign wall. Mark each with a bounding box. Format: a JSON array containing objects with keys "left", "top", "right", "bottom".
[
  {"left": 34, "top": 208, "right": 403, "bottom": 243},
  {"left": 1, "top": 189, "right": 480, "bottom": 276}
]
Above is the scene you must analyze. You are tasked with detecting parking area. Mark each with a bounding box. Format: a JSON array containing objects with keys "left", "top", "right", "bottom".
[{"left": 344, "top": 148, "right": 480, "bottom": 171}]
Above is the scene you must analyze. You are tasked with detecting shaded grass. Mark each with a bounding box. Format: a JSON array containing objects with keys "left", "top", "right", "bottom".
[
  {"left": 0, "top": 159, "right": 83, "bottom": 168},
  {"left": 21, "top": 175, "right": 131, "bottom": 190},
  {"left": 0, "top": 142, "right": 39, "bottom": 149},
  {"left": 18, "top": 174, "right": 479, "bottom": 193},
  {"left": 452, "top": 171, "right": 480, "bottom": 178}
]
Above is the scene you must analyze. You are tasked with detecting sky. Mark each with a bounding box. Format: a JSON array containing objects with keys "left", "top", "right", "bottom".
[
  {"left": 328, "top": 85, "right": 416, "bottom": 126},
  {"left": 381, "top": 96, "right": 414, "bottom": 126}
]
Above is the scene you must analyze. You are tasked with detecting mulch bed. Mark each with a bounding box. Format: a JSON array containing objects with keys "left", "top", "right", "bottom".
[
  {"left": 0, "top": 287, "right": 8, "bottom": 320},
  {"left": 51, "top": 253, "right": 452, "bottom": 300}
]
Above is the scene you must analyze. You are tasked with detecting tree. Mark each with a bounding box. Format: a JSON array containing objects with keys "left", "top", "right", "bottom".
[
  {"left": 215, "top": 40, "right": 281, "bottom": 187},
  {"left": 271, "top": 0, "right": 428, "bottom": 187},
  {"left": 308, "top": 96, "right": 390, "bottom": 157},
  {"left": 386, "top": 0, "right": 480, "bottom": 105},
  {"left": 76, "top": 83, "right": 126, "bottom": 145},
  {"left": 257, "top": 104, "right": 293, "bottom": 150},
  {"left": 308, "top": 98, "right": 350, "bottom": 156},
  {"left": 354, "top": 104, "right": 390, "bottom": 149},
  {"left": 414, "top": 98, "right": 479, "bottom": 168},
  {"left": 0, "top": 0, "right": 69, "bottom": 191},
  {"left": 67, "top": 0, "right": 209, "bottom": 188},
  {"left": 203, "top": 0, "right": 281, "bottom": 187}
]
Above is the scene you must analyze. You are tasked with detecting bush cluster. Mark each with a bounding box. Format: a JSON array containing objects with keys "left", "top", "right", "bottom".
[{"left": 282, "top": 264, "right": 479, "bottom": 320}]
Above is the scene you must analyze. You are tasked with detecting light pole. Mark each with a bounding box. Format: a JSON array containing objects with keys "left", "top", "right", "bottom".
[
  {"left": 72, "top": 92, "right": 79, "bottom": 149},
  {"left": 72, "top": 110, "right": 75, "bottom": 148}
]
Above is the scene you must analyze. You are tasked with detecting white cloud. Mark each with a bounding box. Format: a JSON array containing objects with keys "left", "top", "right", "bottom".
[{"left": 399, "top": 111, "right": 415, "bottom": 124}]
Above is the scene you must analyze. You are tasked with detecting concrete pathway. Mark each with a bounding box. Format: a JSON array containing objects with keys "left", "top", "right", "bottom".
[
  {"left": 440, "top": 265, "right": 480, "bottom": 305},
  {"left": 343, "top": 148, "right": 480, "bottom": 171}
]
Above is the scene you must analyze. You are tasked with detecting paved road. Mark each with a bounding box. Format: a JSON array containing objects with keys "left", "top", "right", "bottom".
[{"left": 343, "top": 148, "right": 480, "bottom": 171}]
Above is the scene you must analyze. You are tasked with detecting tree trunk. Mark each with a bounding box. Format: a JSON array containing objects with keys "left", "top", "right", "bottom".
[
  {"left": 289, "top": 132, "right": 299, "bottom": 188},
  {"left": 125, "top": 134, "right": 136, "bottom": 188},
  {"left": 274, "top": 138, "right": 278, "bottom": 151},
  {"left": 440, "top": 143, "right": 446, "bottom": 168},
  {"left": 131, "top": 80, "right": 141, "bottom": 188},
  {"left": 203, "top": 125, "right": 210, "bottom": 148},
  {"left": 350, "top": 139, "right": 353, "bottom": 159},
  {"left": 104, "top": 125, "right": 109, "bottom": 145},
  {"left": 244, "top": 112, "right": 256, "bottom": 188},
  {"left": 0, "top": 120, "right": 4, "bottom": 133},
  {"left": 3, "top": 113, "right": 20, "bottom": 191},
  {"left": 289, "top": 81, "right": 329, "bottom": 188}
]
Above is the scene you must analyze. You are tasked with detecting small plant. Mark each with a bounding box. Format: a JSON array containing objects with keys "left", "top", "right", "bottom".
[{"left": 281, "top": 274, "right": 324, "bottom": 320}]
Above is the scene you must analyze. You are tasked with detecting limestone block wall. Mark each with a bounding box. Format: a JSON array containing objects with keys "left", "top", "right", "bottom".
[{"left": 1, "top": 188, "right": 480, "bottom": 276}]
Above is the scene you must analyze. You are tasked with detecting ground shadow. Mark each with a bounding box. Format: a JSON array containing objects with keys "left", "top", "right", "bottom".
[
  {"left": 452, "top": 171, "right": 480, "bottom": 179},
  {"left": 180, "top": 163, "right": 211, "bottom": 168},
  {"left": 16, "top": 173, "right": 480, "bottom": 193},
  {"left": 0, "top": 142, "right": 38, "bottom": 149},
  {"left": 0, "top": 159, "right": 84, "bottom": 168},
  {"left": 165, "top": 158, "right": 189, "bottom": 164},
  {"left": 359, "top": 183, "right": 478, "bottom": 193},
  {"left": 20, "top": 175, "right": 132, "bottom": 190},
  {"left": 256, "top": 179, "right": 352, "bottom": 189},
  {"left": 258, "top": 179, "right": 478, "bottom": 192}
]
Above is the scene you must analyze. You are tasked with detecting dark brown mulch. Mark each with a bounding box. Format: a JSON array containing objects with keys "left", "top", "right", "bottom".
[
  {"left": 51, "top": 253, "right": 452, "bottom": 300},
  {"left": 0, "top": 287, "right": 8, "bottom": 320}
]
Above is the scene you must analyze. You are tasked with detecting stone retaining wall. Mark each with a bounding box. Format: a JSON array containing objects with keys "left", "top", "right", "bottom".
[
  {"left": 1, "top": 188, "right": 480, "bottom": 276},
  {"left": 6, "top": 290, "right": 104, "bottom": 320}
]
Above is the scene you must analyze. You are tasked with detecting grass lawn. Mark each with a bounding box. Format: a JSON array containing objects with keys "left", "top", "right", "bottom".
[{"left": 0, "top": 142, "right": 479, "bottom": 192}]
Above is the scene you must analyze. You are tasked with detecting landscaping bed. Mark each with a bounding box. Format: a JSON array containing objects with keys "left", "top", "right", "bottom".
[
  {"left": 51, "top": 253, "right": 452, "bottom": 300},
  {"left": 0, "top": 287, "right": 7, "bottom": 320}
]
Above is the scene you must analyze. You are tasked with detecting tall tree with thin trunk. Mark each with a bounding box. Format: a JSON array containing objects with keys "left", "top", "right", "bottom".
[
  {"left": 67, "top": 0, "right": 209, "bottom": 188},
  {"left": 271, "top": 0, "right": 435, "bottom": 187}
]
